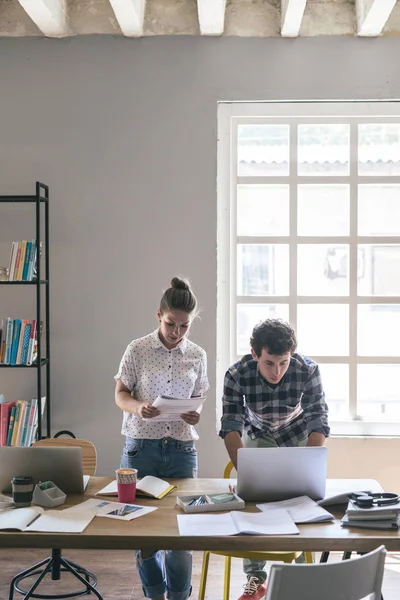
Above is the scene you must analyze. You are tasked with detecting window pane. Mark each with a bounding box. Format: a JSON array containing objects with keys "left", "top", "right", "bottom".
[
  {"left": 358, "top": 245, "right": 400, "bottom": 296},
  {"left": 298, "top": 244, "right": 349, "bottom": 296},
  {"left": 237, "top": 304, "right": 289, "bottom": 356},
  {"left": 358, "top": 305, "right": 400, "bottom": 356},
  {"left": 298, "top": 124, "right": 350, "bottom": 176},
  {"left": 238, "top": 245, "right": 289, "bottom": 296},
  {"left": 298, "top": 184, "right": 349, "bottom": 236},
  {"left": 297, "top": 305, "right": 349, "bottom": 356},
  {"left": 237, "top": 185, "right": 289, "bottom": 236},
  {"left": 358, "top": 184, "right": 400, "bottom": 235},
  {"left": 318, "top": 364, "right": 349, "bottom": 419},
  {"left": 358, "top": 124, "right": 400, "bottom": 176},
  {"left": 358, "top": 365, "right": 400, "bottom": 419},
  {"left": 237, "top": 125, "right": 289, "bottom": 176}
]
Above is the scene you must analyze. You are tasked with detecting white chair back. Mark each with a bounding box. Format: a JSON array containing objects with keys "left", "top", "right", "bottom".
[{"left": 265, "top": 545, "right": 386, "bottom": 600}]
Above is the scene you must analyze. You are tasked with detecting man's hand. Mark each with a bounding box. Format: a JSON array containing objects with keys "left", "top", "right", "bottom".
[
  {"left": 180, "top": 411, "right": 200, "bottom": 425},
  {"left": 307, "top": 432, "right": 326, "bottom": 446},
  {"left": 136, "top": 402, "right": 160, "bottom": 419}
]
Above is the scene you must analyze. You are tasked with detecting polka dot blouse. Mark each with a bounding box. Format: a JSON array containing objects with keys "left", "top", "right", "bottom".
[{"left": 114, "top": 329, "right": 209, "bottom": 441}]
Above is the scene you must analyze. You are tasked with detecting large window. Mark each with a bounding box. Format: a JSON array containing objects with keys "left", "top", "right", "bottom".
[{"left": 217, "top": 102, "right": 400, "bottom": 435}]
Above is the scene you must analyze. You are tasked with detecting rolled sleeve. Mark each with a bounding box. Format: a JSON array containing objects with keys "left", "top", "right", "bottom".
[
  {"left": 114, "top": 344, "right": 137, "bottom": 392},
  {"left": 301, "top": 366, "right": 330, "bottom": 438},
  {"left": 219, "top": 369, "right": 245, "bottom": 438},
  {"left": 192, "top": 350, "right": 210, "bottom": 397}
]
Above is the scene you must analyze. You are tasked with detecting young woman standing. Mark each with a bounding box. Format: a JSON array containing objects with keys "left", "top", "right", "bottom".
[{"left": 114, "top": 277, "right": 209, "bottom": 600}]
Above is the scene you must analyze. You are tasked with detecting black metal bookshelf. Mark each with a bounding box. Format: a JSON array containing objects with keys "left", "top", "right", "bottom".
[{"left": 0, "top": 181, "right": 50, "bottom": 439}]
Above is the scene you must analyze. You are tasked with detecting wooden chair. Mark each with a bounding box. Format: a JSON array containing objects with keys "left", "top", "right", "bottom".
[
  {"left": 198, "top": 461, "right": 313, "bottom": 600},
  {"left": 9, "top": 435, "right": 103, "bottom": 600},
  {"left": 265, "top": 545, "right": 386, "bottom": 600}
]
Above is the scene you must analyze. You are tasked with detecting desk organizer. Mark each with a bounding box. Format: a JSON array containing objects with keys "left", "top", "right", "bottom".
[
  {"left": 32, "top": 482, "right": 66, "bottom": 508},
  {"left": 176, "top": 493, "right": 245, "bottom": 513}
]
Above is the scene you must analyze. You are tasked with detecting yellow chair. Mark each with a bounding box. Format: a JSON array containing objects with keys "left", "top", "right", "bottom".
[{"left": 198, "top": 461, "right": 313, "bottom": 600}]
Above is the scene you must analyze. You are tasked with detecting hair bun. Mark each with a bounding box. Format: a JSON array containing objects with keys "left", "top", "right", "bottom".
[{"left": 171, "top": 277, "right": 190, "bottom": 291}]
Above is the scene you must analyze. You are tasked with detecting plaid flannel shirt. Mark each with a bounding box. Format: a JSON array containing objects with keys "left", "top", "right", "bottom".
[{"left": 219, "top": 353, "right": 330, "bottom": 446}]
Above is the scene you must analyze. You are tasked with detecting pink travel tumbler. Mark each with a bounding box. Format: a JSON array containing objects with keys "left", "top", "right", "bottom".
[{"left": 115, "top": 468, "right": 138, "bottom": 503}]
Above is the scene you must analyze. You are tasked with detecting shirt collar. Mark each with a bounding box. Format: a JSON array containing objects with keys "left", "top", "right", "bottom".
[{"left": 150, "top": 329, "right": 187, "bottom": 354}]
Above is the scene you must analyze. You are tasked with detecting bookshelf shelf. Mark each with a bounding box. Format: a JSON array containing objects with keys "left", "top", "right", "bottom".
[
  {"left": 0, "top": 280, "right": 49, "bottom": 285},
  {"left": 0, "top": 182, "right": 50, "bottom": 441},
  {"left": 0, "top": 359, "right": 49, "bottom": 368}
]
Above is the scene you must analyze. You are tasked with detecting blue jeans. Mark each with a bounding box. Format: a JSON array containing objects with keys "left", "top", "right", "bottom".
[
  {"left": 121, "top": 437, "right": 197, "bottom": 600},
  {"left": 242, "top": 432, "right": 307, "bottom": 583}
]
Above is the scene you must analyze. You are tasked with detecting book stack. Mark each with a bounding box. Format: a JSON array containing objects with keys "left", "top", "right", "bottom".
[
  {"left": 0, "top": 318, "right": 41, "bottom": 365},
  {"left": 341, "top": 499, "right": 400, "bottom": 530},
  {"left": 6, "top": 240, "right": 39, "bottom": 282},
  {"left": 0, "top": 396, "right": 46, "bottom": 447}
]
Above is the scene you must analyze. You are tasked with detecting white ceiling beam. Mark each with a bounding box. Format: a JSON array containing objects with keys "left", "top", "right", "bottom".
[
  {"left": 281, "top": 0, "right": 307, "bottom": 37},
  {"left": 197, "top": 0, "right": 227, "bottom": 35},
  {"left": 356, "top": 0, "right": 397, "bottom": 36},
  {"left": 17, "top": 0, "right": 68, "bottom": 37},
  {"left": 108, "top": 0, "right": 146, "bottom": 37}
]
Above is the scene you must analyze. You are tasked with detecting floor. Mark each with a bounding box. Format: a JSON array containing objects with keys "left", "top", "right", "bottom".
[{"left": 1, "top": 549, "right": 399, "bottom": 599}]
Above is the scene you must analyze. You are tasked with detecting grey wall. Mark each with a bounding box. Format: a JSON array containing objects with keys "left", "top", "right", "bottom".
[{"left": 1, "top": 36, "right": 400, "bottom": 477}]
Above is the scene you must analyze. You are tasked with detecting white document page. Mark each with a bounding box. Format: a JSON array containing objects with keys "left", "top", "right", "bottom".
[
  {"left": 231, "top": 509, "right": 299, "bottom": 535},
  {"left": 257, "top": 496, "right": 334, "bottom": 524},
  {"left": 66, "top": 498, "right": 157, "bottom": 521},
  {"left": 95, "top": 480, "right": 118, "bottom": 496},
  {"left": 177, "top": 509, "right": 298, "bottom": 536},
  {"left": 0, "top": 507, "right": 43, "bottom": 531},
  {"left": 177, "top": 513, "right": 238, "bottom": 536},
  {"left": 25, "top": 510, "right": 95, "bottom": 533},
  {"left": 318, "top": 479, "right": 384, "bottom": 506},
  {"left": 143, "top": 395, "right": 206, "bottom": 421}
]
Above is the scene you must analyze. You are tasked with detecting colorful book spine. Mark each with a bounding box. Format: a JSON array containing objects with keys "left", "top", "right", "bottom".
[{"left": 6, "top": 406, "right": 16, "bottom": 446}]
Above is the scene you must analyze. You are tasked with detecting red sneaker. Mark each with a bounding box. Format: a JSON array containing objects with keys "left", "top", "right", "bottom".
[{"left": 237, "top": 576, "right": 267, "bottom": 600}]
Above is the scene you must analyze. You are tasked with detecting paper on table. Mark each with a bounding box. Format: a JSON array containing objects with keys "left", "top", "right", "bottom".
[
  {"left": 317, "top": 479, "right": 384, "bottom": 506},
  {"left": 257, "top": 496, "right": 335, "bottom": 524},
  {"left": 177, "top": 509, "right": 299, "bottom": 537},
  {"left": 65, "top": 498, "right": 157, "bottom": 521},
  {"left": 25, "top": 510, "right": 95, "bottom": 533},
  {"left": 143, "top": 395, "right": 206, "bottom": 422}
]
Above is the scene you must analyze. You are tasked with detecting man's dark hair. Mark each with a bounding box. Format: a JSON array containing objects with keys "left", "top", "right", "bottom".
[{"left": 250, "top": 319, "right": 297, "bottom": 357}]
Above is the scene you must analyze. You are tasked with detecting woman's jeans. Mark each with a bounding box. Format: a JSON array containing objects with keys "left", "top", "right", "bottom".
[
  {"left": 121, "top": 437, "right": 197, "bottom": 600},
  {"left": 242, "top": 432, "right": 307, "bottom": 584}
]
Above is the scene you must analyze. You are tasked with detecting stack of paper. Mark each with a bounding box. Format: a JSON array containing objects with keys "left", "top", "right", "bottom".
[
  {"left": 257, "top": 496, "right": 334, "bottom": 524},
  {"left": 143, "top": 395, "right": 206, "bottom": 422},
  {"left": 342, "top": 500, "right": 400, "bottom": 530}
]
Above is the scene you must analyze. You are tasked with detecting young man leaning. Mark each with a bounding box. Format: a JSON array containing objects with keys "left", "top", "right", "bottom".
[{"left": 219, "top": 319, "right": 330, "bottom": 600}]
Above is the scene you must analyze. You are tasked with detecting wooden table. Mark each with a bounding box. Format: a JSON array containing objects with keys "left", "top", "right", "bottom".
[{"left": 1, "top": 478, "right": 399, "bottom": 553}]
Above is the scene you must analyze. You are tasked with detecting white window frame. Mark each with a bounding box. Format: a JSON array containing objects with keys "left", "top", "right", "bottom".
[{"left": 217, "top": 101, "right": 400, "bottom": 437}]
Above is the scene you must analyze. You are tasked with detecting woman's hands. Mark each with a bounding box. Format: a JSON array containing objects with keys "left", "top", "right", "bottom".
[
  {"left": 180, "top": 411, "right": 200, "bottom": 425},
  {"left": 136, "top": 402, "right": 160, "bottom": 419}
]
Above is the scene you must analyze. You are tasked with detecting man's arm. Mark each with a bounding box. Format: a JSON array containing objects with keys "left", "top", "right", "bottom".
[
  {"left": 224, "top": 431, "right": 244, "bottom": 470},
  {"left": 301, "top": 364, "right": 330, "bottom": 441},
  {"left": 219, "top": 368, "right": 245, "bottom": 468},
  {"left": 307, "top": 431, "right": 326, "bottom": 446}
]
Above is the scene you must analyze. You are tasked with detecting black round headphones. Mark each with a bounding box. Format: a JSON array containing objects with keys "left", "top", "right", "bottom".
[{"left": 348, "top": 491, "right": 399, "bottom": 508}]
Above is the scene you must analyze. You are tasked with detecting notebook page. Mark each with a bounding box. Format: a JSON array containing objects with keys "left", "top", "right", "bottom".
[
  {"left": 231, "top": 509, "right": 299, "bottom": 535},
  {"left": 177, "top": 513, "right": 237, "bottom": 536},
  {"left": 257, "top": 496, "right": 334, "bottom": 523}
]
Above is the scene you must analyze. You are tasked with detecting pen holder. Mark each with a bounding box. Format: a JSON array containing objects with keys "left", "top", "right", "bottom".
[
  {"left": 32, "top": 481, "right": 66, "bottom": 508},
  {"left": 176, "top": 493, "right": 245, "bottom": 513}
]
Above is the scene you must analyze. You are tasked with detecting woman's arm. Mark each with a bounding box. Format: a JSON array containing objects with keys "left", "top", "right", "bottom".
[{"left": 114, "top": 379, "right": 160, "bottom": 419}]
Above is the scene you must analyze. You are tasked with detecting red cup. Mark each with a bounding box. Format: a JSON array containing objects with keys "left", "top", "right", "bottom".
[{"left": 115, "top": 468, "right": 138, "bottom": 503}]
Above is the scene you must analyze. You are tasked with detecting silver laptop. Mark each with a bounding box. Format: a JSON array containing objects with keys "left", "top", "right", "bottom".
[
  {"left": 0, "top": 447, "right": 86, "bottom": 494},
  {"left": 237, "top": 447, "right": 327, "bottom": 502}
]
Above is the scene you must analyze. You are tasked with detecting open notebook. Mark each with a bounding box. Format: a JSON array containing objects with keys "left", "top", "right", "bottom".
[
  {"left": 96, "top": 475, "right": 176, "bottom": 499},
  {"left": 0, "top": 506, "right": 95, "bottom": 533},
  {"left": 177, "top": 509, "right": 299, "bottom": 537}
]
